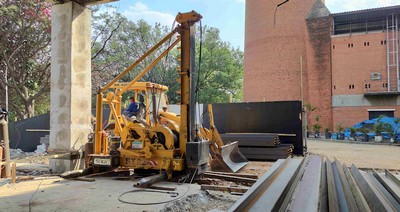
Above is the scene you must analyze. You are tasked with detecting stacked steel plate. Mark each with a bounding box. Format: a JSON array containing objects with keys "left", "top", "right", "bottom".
[{"left": 220, "top": 133, "right": 293, "bottom": 160}]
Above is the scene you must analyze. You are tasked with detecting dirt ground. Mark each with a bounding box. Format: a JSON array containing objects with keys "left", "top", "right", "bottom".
[
  {"left": 0, "top": 158, "right": 272, "bottom": 212},
  {"left": 3, "top": 139, "right": 399, "bottom": 211},
  {"left": 239, "top": 161, "right": 274, "bottom": 177},
  {"left": 307, "top": 139, "right": 400, "bottom": 170}
]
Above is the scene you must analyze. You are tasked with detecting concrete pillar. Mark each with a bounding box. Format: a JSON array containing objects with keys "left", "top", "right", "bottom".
[{"left": 49, "top": 2, "right": 92, "bottom": 173}]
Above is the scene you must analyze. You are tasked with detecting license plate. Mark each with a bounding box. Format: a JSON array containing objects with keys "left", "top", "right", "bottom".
[
  {"left": 132, "top": 140, "right": 143, "bottom": 149},
  {"left": 94, "top": 158, "right": 111, "bottom": 166}
]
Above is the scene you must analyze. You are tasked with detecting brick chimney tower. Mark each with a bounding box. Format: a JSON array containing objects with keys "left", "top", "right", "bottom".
[{"left": 244, "top": 0, "right": 317, "bottom": 102}]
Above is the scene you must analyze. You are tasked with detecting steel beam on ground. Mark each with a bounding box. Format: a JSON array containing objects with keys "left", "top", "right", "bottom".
[
  {"left": 229, "top": 158, "right": 304, "bottom": 212},
  {"left": 333, "top": 160, "right": 359, "bottom": 212},
  {"left": 365, "top": 172, "right": 400, "bottom": 210},
  {"left": 319, "top": 158, "right": 328, "bottom": 212},
  {"left": 229, "top": 159, "right": 286, "bottom": 212},
  {"left": 239, "top": 147, "right": 292, "bottom": 155},
  {"left": 372, "top": 169, "right": 400, "bottom": 204},
  {"left": 221, "top": 135, "right": 279, "bottom": 139},
  {"left": 237, "top": 141, "right": 279, "bottom": 147},
  {"left": 278, "top": 156, "right": 309, "bottom": 212},
  {"left": 332, "top": 163, "right": 349, "bottom": 211},
  {"left": 201, "top": 185, "right": 248, "bottom": 193},
  {"left": 223, "top": 133, "right": 280, "bottom": 137},
  {"left": 220, "top": 134, "right": 280, "bottom": 147},
  {"left": 342, "top": 163, "right": 371, "bottom": 212},
  {"left": 386, "top": 169, "right": 400, "bottom": 187},
  {"left": 204, "top": 171, "right": 259, "bottom": 179},
  {"left": 243, "top": 154, "right": 291, "bottom": 161},
  {"left": 203, "top": 173, "right": 257, "bottom": 184},
  {"left": 225, "top": 133, "right": 296, "bottom": 137},
  {"left": 286, "top": 156, "right": 322, "bottom": 212},
  {"left": 326, "top": 159, "right": 340, "bottom": 212},
  {"left": 350, "top": 165, "right": 393, "bottom": 211}
]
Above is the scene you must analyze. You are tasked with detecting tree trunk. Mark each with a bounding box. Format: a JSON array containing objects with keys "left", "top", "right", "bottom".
[
  {"left": 23, "top": 86, "right": 35, "bottom": 119},
  {"left": 26, "top": 100, "right": 35, "bottom": 118}
]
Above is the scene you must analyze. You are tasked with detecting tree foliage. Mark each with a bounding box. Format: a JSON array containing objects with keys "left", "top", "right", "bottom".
[
  {"left": 0, "top": 0, "right": 51, "bottom": 120},
  {"left": 195, "top": 26, "right": 243, "bottom": 103},
  {"left": 91, "top": 9, "right": 179, "bottom": 97},
  {"left": 91, "top": 8, "right": 243, "bottom": 104},
  {"left": 1, "top": 3, "right": 243, "bottom": 121}
]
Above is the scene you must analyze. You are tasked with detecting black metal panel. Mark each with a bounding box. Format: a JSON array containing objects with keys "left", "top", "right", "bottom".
[
  {"left": 6, "top": 108, "right": 111, "bottom": 152},
  {"left": 8, "top": 113, "right": 50, "bottom": 152},
  {"left": 204, "top": 101, "right": 303, "bottom": 155},
  {"left": 369, "top": 111, "right": 394, "bottom": 119}
]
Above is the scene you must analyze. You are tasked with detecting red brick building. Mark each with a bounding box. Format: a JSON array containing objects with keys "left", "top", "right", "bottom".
[{"left": 244, "top": 0, "right": 400, "bottom": 131}]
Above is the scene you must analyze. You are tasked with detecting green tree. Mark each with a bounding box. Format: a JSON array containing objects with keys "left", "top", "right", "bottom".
[
  {"left": 0, "top": 0, "right": 51, "bottom": 120},
  {"left": 373, "top": 115, "right": 394, "bottom": 136},
  {"left": 91, "top": 9, "right": 179, "bottom": 93},
  {"left": 195, "top": 26, "right": 243, "bottom": 103},
  {"left": 91, "top": 9, "right": 244, "bottom": 104}
]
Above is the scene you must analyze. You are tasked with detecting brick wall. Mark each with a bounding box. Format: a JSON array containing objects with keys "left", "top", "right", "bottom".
[
  {"left": 305, "top": 16, "right": 333, "bottom": 130},
  {"left": 333, "top": 106, "right": 400, "bottom": 129},
  {"left": 331, "top": 32, "right": 400, "bottom": 128},
  {"left": 244, "top": 1, "right": 400, "bottom": 131},
  {"left": 331, "top": 32, "right": 387, "bottom": 95},
  {"left": 244, "top": 0, "right": 316, "bottom": 102}
]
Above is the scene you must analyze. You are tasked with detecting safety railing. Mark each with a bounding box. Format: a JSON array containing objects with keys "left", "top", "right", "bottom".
[{"left": 364, "top": 78, "right": 400, "bottom": 94}]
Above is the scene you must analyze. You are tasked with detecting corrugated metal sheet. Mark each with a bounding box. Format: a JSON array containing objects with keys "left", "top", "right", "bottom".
[{"left": 332, "top": 5, "right": 400, "bottom": 22}]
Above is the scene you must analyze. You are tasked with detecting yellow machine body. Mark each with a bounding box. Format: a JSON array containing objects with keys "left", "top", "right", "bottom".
[{"left": 90, "top": 11, "right": 247, "bottom": 179}]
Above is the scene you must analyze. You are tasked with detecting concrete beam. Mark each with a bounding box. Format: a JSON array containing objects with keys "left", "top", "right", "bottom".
[
  {"left": 332, "top": 95, "right": 400, "bottom": 107},
  {"left": 49, "top": 2, "right": 92, "bottom": 173}
]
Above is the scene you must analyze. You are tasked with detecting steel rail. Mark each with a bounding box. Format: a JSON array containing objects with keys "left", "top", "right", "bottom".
[
  {"left": 286, "top": 155, "right": 322, "bottom": 212},
  {"left": 386, "top": 169, "right": 400, "bottom": 187},
  {"left": 229, "top": 158, "right": 304, "bottom": 212},
  {"left": 228, "top": 159, "right": 287, "bottom": 212},
  {"left": 277, "top": 156, "right": 309, "bottom": 212},
  {"left": 326, "top": 159, "right": 340, "bottom": 212},
  {"left": 319, "top": 157, "right": 328, "bottom": 212},
  {"left": 365, "top": 172, "right": 400, "bottom": 211},
  {"left": 350, "top": 165, "right": 394, "bottom": 211},
  {"left": 342, "top": 163, "right": 371, "bottom": 212},
  {"left": 333, "top": 160, "right": 359, "bottom": 212},
  {"left": 372, "top": 169, "right": 400, "bottom": 204}
]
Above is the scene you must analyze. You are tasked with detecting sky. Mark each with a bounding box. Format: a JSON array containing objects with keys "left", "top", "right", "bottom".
[{"left": 102, "top": 0, "right": 400, "bottom": 50}]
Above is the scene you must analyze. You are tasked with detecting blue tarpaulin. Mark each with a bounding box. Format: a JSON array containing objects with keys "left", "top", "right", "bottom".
[{"left": 344, "top": 117, "right": 400, "bottom": 139}]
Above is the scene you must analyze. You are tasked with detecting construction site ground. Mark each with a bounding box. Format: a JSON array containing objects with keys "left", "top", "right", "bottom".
[
  {"left": 1, "top": 139, "right": 399, "bottom": 211},
  {"left": 307, "top": 138, "right": 400, "bottom": 170}
]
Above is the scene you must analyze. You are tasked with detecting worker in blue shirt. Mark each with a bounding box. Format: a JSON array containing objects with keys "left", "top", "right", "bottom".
[{"left": 123, "top": 97, "right": 139, "bottom": 117}]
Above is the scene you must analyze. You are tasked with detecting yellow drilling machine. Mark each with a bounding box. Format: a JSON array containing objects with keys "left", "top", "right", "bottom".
[{"left": 88, "top": 11, "right": 247, "bottom": 180}]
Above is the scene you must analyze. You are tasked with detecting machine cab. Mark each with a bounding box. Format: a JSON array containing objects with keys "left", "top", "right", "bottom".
[{"left": 106, "top": 82, "right": 170, "bottom": 129}]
